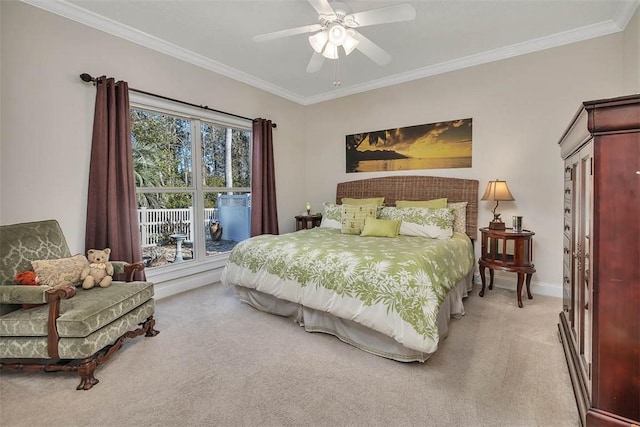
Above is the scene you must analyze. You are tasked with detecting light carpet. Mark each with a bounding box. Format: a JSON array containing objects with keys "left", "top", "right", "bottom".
[{"left": 0, "top": 283, "right": 579, "bottom": 427}]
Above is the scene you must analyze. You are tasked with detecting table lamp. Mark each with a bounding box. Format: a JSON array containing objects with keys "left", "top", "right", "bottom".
[{"left": 481, "top": 180, "right": 514, "bottom": 229}]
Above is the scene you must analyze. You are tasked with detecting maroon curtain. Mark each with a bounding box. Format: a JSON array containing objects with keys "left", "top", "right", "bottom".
[
  {"left": 85, "top": 77, "right": 143, "bottom": 276},
  {"left": 251, "top": 118, "right": 279, "bottom": 236}
]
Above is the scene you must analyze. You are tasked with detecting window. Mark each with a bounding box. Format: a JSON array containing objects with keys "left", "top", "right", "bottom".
[{"left": 130, "top": 93, "right": 252, "bottom": 271}]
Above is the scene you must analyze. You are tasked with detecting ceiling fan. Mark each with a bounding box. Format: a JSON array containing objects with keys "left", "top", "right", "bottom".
[{"left": 253, "top": 0, "right": 416, "bottom": 77}]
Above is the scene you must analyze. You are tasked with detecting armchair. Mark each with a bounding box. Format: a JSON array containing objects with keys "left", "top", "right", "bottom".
[{"left": 0, "top": 220, "right": 159, "bottom": 390}]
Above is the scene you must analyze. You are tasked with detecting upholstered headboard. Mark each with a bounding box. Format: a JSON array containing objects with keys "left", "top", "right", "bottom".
[{"left": 336, "top": 175, "right": 479, "bottom": 240}]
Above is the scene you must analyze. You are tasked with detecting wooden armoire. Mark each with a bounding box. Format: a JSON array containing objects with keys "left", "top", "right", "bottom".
[{"left": 557, "top": 94, "right": 639, "bottom": 427}]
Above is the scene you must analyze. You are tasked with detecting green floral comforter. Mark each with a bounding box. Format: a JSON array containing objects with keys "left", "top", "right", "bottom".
[{"left": 221, "top": 227, "right": 474, "bottom": 353}]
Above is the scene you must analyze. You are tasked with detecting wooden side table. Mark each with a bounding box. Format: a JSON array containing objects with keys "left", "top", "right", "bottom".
[
  {"left": 295, "top": 214, "right": 322, "bottom": 231},
  {"left": 478, "top": 227, "right": 536, "bottom": 308}
]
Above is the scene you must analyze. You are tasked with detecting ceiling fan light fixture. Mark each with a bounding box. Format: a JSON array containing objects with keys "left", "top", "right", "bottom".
[
  {"left": 327, "top": 22, "right": 347, "bottom": 46},
  {"left": 322, "top": 42, "right": 339, "bottom": 59},
  {"left": 254, "top": 0, "right": 417, "bottom": 80},
  {"left": 343, "top": 15, "right": 358, "bottom": 28},
  {"left": 342, "top": 31, "right": 359, "bottom": 55},
  {"left": 309, "top": 30, "right": 328, "bottom": 53}
]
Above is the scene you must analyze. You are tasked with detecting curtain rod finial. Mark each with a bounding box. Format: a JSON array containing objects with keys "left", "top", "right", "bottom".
[{"left": 80, "top": 73, "right": 95, "bottom": 83}]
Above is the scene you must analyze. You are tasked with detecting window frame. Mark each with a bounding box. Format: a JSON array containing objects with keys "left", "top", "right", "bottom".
[{"left": 130, "top": 92, "right": 252, "bottom": 283}]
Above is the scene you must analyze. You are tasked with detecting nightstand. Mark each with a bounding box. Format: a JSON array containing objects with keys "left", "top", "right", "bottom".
[
  {"left": 295, "top": 215, "right": 322, "bottom": 231},
  {"left": 478, "top": 227, "right": 536, "bottom": 308}
]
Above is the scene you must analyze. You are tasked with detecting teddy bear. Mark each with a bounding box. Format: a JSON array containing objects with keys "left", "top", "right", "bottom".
[{"left": 81, "top": 248, "right": 114, "bottom": 289}]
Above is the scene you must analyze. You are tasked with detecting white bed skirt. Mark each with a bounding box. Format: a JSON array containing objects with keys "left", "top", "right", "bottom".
[{"left": 234, "top": 271, "right": 473, "bottom": 362}]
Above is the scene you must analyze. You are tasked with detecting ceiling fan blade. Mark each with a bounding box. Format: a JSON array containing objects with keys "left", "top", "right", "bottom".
[
  {"left": 352, "top": 32, "right": 392, "bottom": 66},
  {"left": 306, "top": 52, "right": 325, "bottom": 73},
  {"left": 307, "top": 0, "right": 336, "bottom": 17},
  {"left": 253, "top": 24, "right": 323, "bottom": 42},
  {"left": 348, "top": 3, "right": 416, "bottom": 28}
]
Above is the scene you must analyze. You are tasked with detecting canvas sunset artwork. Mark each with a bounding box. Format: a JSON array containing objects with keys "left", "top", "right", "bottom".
[{"left": 345, "top": 118, "right": 472, "bottom": 173}]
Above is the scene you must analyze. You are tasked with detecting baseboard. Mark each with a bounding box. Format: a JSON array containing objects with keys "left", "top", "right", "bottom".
[
  {"left": 154, "top": 267, "right": 223, "bottom": 300},
  {"left": 473, "top": 271, "right": 562, "bottom": 298}
]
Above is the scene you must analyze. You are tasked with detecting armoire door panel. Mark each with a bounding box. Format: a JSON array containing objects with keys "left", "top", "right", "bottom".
[{"left": 558, "top": 94, "right": 639, "bottom": 427}]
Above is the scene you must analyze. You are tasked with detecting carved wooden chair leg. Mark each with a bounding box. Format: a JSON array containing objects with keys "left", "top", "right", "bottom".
[
  {"left": 144, "top": 316, "right": 160, "bottom": 337},
  {"left": 77, "top": 358, "right": 99, "bottom": 390}
]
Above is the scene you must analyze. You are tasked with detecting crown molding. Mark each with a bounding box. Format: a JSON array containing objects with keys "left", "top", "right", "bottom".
[
  {"left": 20, "top": 0, "right": 307, "bottom": 105},
  {"left": 614, "top": 0, "right": 640, "bottom": 29},
  {"left": 304, "top": 6, "right": 637, "bottom": 104},
  {"left": 21, "top": 0, "right": 639, "bottom": 106}
]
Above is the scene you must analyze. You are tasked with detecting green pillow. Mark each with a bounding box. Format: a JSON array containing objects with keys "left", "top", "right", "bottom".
[
  {"left": 360, "top": 217, "right": 401, "bottom": 238},
  {"left": 341, "top": 197, "right": 385, "bottom": 207},
  {"left": 341, "top": 203, "right": 377, "bottom": 235},
  {"left": 396, "top": 198, "right": 447, "bottom": 208}
]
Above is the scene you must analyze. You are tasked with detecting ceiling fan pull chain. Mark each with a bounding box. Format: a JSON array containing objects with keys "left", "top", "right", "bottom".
[{"left": 333, "top": 57, "right": 341, "bottom": 86}]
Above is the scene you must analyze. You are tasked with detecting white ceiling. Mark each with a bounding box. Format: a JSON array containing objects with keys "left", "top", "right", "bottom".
[{"left": 25, "top": 0, "right": 639, "bottom": 105}]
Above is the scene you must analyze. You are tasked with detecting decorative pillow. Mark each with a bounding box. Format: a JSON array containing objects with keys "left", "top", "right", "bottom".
[
  {"left": 30, "top": 254, "right": 89, "bottom": 288},
  {"left": 379, "top": 206, "right": 455, "bottom": 239},
  {"left": 360, "top": 217, "right": 401, "bottom": 238},
  {"left": 341, "top": 203, "right": 377, "bottom": 235},
  {"left": 320, "top": 202, "right": 342, "bottom": 229},
  {"left": 396, "top": 198, "right": 448, "bottom": 208},
  {"left": 341, "top": 197, "right": 385, "bottom": 207},
  {"left": 448, "top": 201, "right": 468, "bottom": 234},
  {"left": 14, "top": 270, "right": 43, "bottom": 309}
]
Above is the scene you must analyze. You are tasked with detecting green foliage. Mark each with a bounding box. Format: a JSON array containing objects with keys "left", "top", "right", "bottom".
[
  {"left": 131, "top": 108, "right": 251, "bottom": 209},
  {"left": 155, "top": 218, "right": 189, "bottom": 246}
]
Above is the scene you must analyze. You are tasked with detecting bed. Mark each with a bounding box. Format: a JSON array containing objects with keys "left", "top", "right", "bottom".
[{"left": 221, "top": 175, "right": 479, "bottom": 362}]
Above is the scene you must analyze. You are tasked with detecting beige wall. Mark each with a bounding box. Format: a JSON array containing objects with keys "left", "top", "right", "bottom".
[
  {"left": 1, "top": 1, "right": 635, "bottom": 297},
  {"left": 303, "top": 33, "right": 627, "bottom": 296},
  {"left": 623, "top": 5, "right": 640, "bottom": 93},
  {"left": 0, "top": 1, "right": 305, "bottom": 254}
]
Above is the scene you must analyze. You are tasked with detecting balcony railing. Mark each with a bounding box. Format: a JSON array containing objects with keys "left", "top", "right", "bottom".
[{"left": 137, "top": 208, "right": 218, "bottom": 247}]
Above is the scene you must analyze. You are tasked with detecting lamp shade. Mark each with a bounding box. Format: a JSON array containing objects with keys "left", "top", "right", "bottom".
[
  {"left": 481, "top": 180, "right": 515, "bottom": 201},
  {"left": 327, "top": 22, "right": 347, "bottom": 46},
  {"left": 309, "top": 31, "right": 328, "bottom": 54},
  {"left": 322, "top": 43, "right": 339, "bottom": 59},
  {"left": 342, "top": 31, "right": 359, "bottom": 55}
]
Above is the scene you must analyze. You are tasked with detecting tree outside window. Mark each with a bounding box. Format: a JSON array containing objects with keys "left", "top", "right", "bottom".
[{"left": 131, "top": 104, "right": 251, "bottom": 269}]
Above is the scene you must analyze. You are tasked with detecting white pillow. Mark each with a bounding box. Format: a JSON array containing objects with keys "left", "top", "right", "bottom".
[
  {"left": 320, "top": 202, "right": 342, "bottom": 229},
  {"left": 379, "top": 206, "right": 455, "bottom": 239}
]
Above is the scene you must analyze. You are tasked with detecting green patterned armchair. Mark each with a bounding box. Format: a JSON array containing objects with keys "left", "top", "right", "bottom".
[{"left": 0, "top": 220, "right": 159, "bottom": 390}]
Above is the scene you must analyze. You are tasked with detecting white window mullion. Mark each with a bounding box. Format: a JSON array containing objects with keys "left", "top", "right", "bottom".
[{"left": 192, "top": 119, "right": 206, "bottom": 261}]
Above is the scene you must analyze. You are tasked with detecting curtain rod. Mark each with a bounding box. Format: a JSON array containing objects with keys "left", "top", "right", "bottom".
[{"left": 79, "top": 73, "right": 276, "bottom": 128}]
